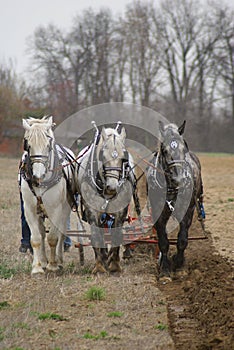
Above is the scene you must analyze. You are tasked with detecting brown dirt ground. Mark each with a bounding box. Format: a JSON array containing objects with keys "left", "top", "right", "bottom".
[{"left": 0, "top": 154, "right": 233, "bottom": 350}]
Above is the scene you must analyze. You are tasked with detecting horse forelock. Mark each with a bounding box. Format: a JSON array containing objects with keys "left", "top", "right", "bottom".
[
  {"left": 104, "top": 128, "right": 120, "bottom": 138},
  {"left": 163, "top": 123, "right": 179, "bottom": 137},
  {"left": 99, "top": 128, "right": 125, "bottom": 152},
  {"left": 25, "top": 123, "right": 53, "bottom": 150}
]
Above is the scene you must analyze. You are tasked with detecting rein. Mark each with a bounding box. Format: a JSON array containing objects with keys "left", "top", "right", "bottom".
[{"left": 126, "top": 147, "right": 164, "bottom": 174}]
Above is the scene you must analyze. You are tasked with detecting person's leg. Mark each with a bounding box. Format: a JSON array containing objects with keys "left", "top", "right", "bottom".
[{"left": 19, "top": 192, "right": 33, "bottom": 254}]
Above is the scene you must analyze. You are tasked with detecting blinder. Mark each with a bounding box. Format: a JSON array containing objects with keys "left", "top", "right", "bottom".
[
  {"left": 99, "top": 148, "right": 128, "bottom": 163},
  {"left": 23, "top": 138, "right": 29, "bottom": 152},
  {"left": 24, "top": 134, "right": 53, "bottom": 172}
]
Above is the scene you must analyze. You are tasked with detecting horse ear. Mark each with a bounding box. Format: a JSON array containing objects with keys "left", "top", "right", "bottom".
[
  {"left": 120, "top": 127, "right": 126, "bottom": 141},
  {"left": 178, "top": 120, "right": 186, "bottom": 135},
  {"left": 22, "top": 119, "right": 31, "bottom": 131},
  {"left": 101, "top": 127, "right": 107, "bottom": 141},
  {"left": 46, "top": 116, "right": 53, "bottom": 129}
]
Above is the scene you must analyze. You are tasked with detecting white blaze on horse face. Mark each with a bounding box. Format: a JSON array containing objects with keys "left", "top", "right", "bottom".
[{"left": 30, "top": 141, "right": 49, "bottom": 181}]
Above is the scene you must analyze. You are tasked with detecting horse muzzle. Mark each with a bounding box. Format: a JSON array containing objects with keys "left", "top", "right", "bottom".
[{"left": 104, "top": 177, "right": 120, "bottom": 195}]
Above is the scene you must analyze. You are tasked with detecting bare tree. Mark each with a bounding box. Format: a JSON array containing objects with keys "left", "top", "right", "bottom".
[
  {"left": 155, "top": 0, "right": 214, "bottom": 119},
  {"left": 28, "top": 24, "right": 79, "bottom": 119},
  {"left": 210, "top": 2, "right": 234, "bottom": 122},
  {"left": 124, "top": 1, "right": 164, "bottom": 106}
]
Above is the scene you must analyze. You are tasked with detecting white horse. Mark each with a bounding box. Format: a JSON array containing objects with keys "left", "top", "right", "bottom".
[
  {"left": 76, "top": 123, "right": 138, "bottom": 274},
  {"left": 20, "top": 116, "right": 76, "bottom": 275}
]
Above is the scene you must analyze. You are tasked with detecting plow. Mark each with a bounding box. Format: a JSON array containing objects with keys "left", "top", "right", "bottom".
[{"left": 66, "top": 204, "right": 208, "bottom": 266}]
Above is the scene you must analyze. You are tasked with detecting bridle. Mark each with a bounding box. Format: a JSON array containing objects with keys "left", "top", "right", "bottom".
[
  {"left": 100, "top": 143, "right": 129, "bottom": 182},
  {"left": 88, "top": 121, "right": 130, "bottom": 193},
  {"left": 23, "top": 135, "right": 53, "bottom": 172},
  {"left": 149, "top": 137, "right": 192, "bottom": 193}
]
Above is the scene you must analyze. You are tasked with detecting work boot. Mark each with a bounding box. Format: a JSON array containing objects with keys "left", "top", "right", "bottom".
[{"left": 19, "top": 244, "right": 33, "bottom": 254}]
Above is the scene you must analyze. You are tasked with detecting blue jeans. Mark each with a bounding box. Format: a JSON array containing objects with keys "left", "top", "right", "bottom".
[
  {"left": 20, "top": 191, "right": 31, "bottom": 247},
  {"left": 65, "top": 217, "right": 72, "bottom": 246}
]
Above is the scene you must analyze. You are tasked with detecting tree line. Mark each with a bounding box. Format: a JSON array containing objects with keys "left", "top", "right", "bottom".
[{"left": 1, "top": 0, "right": 234, "bottom": 152}]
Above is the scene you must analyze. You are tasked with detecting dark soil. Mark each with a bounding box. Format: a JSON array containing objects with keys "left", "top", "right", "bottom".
[{"left": 160, "top": 231, "right": 234, "bottom": 350}]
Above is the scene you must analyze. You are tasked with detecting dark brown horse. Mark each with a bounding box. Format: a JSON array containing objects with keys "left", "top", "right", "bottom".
[{"left": 147, "top": 121, "right": 205, "bottom": 281}]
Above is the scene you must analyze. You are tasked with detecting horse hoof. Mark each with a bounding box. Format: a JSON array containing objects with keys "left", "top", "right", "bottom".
[
  {"left": 176, "top": 269, "right": 188, "bottom": 278},
  {"left": 158, "top": 273, "right": 172, "bottom": 284},
  {"left": 122, "top": 249, "right": 133, "bottom": 260},
  {"left": 92, "top": 263, "right": 107, "bottom": 274},
  {"left": 31, "top": 267, "right": 45, "bottom": 275},
  {"left": 46, "top": 263, "right": 60, "bottom": 272},
  {"left": 108, "top": 260, "right": 122, "bottom": 273},
  {"left": 172, "top": 254, "right": 185, "bottom": 270}
]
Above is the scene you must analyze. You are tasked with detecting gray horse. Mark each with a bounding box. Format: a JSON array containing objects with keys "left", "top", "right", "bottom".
[
  {"left": 147, "top": 121, "right": 205, "bottom": 281},
  {"left": 76, "top": 123, "right": 136, "bottom": 273}
]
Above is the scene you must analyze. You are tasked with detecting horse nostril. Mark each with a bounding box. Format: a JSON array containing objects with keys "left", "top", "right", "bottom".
[{"left": 106, "top": 184, "right": 117, "bottom": 194}]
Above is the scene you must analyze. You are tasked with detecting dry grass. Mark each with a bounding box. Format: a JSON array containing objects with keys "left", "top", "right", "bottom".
[{"left": 0, "top": 157, "right": 174, "bottom": 350}]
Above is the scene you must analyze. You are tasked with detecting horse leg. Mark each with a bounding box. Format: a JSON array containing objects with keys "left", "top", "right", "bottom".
[
  {"left": 108, "top": 247, "right": 121, "bottom": 273},
  {"left": 108, "top": 223, "right": 123, "bottom": 272},
  {"left": 56, "top": 233, "right": 64, "bottom": 267},
  {"left": 172, "top": 207, "right": 194, "bottom": 270},
  {"left": 46, "top": 225, "right": 60, "bottom": 272},
  {"left": 30, "top": 226, "right": 45, "bottom": 275},
  {"left": 38, "top": 216, "right": 47, "bottom": 269},
  {"left": 91, "top": 226, "right": 108, "bottom": 274},
  {"left": 123, "top": 244, "right": 134, "bottom": 259},
  {"left": 92, "top": 248, "right": 108, "bottom": 274},
  {"left": 155, "top": 212, "right": 171, "bottom": 281},
  {"left": 24, "top": 212, "right": 45, "bottom": 275}
]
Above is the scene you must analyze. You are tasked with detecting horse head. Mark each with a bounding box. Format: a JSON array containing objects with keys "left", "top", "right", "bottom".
[
  {"left": 22, "top": 116, "right": 54, "bottom": 185},
  {"left": 97, "top": 126, "right": 127, "bottom": 196},
  {"left": 159, "top": 120, "right": 189, "bottom": 189}
]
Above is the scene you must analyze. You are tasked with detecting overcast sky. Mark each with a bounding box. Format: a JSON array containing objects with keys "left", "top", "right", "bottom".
[{"left": 0, "top": 0, "right": 234, "bottom": 76}]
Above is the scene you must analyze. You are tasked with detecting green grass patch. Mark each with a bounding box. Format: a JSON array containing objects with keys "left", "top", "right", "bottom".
[
  {"left": 0, "top": 259, "right": 31, "bottom": 279},
  {"left": 83, "top": 330, "right": 108, "bottom": 340},
  {"left": 107, "top": 311, "right": 123, "bottom": 317},
  {"left": 227, "top": 198, "right": 234, "bottom": 202},
  {"left": 0, "top": 301, "right": 10, "bottom": 309},
  {"left": 154, "top": 322, "right": 168, "bottom": 331},
  {"left": 0, "top": 262, "right": 17, "bottom": 279},
  {"left": 12, "top": 322, "right": 30, "bottom": 330},
  {"left": 66, "top": 261, "right": 76, "bottom": 273},
  {"left": 85, "top": 286, "right": 106, "bottom": 301},
  {"left": 0, "top": 327, "right": 5, "bottom": 341},
  {"left": 79, "top": 266, "right": 93, "bottom": 275},
  {"left": 37, "top": 312, "right": 67, "bottom": 321}
]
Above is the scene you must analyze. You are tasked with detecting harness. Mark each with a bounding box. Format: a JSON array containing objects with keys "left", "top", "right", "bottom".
[
  {"left": 148, "top": 146, "right": 193, "bottom": 213},
  {"left": 20, "top": 141, "right": 76, "bottom": 217},
  {"left": 86, "top": 123, "right": 131, "bottom": 196},
  {"left": 80, "top": 121, "right": 141, "bottom": 223}
]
